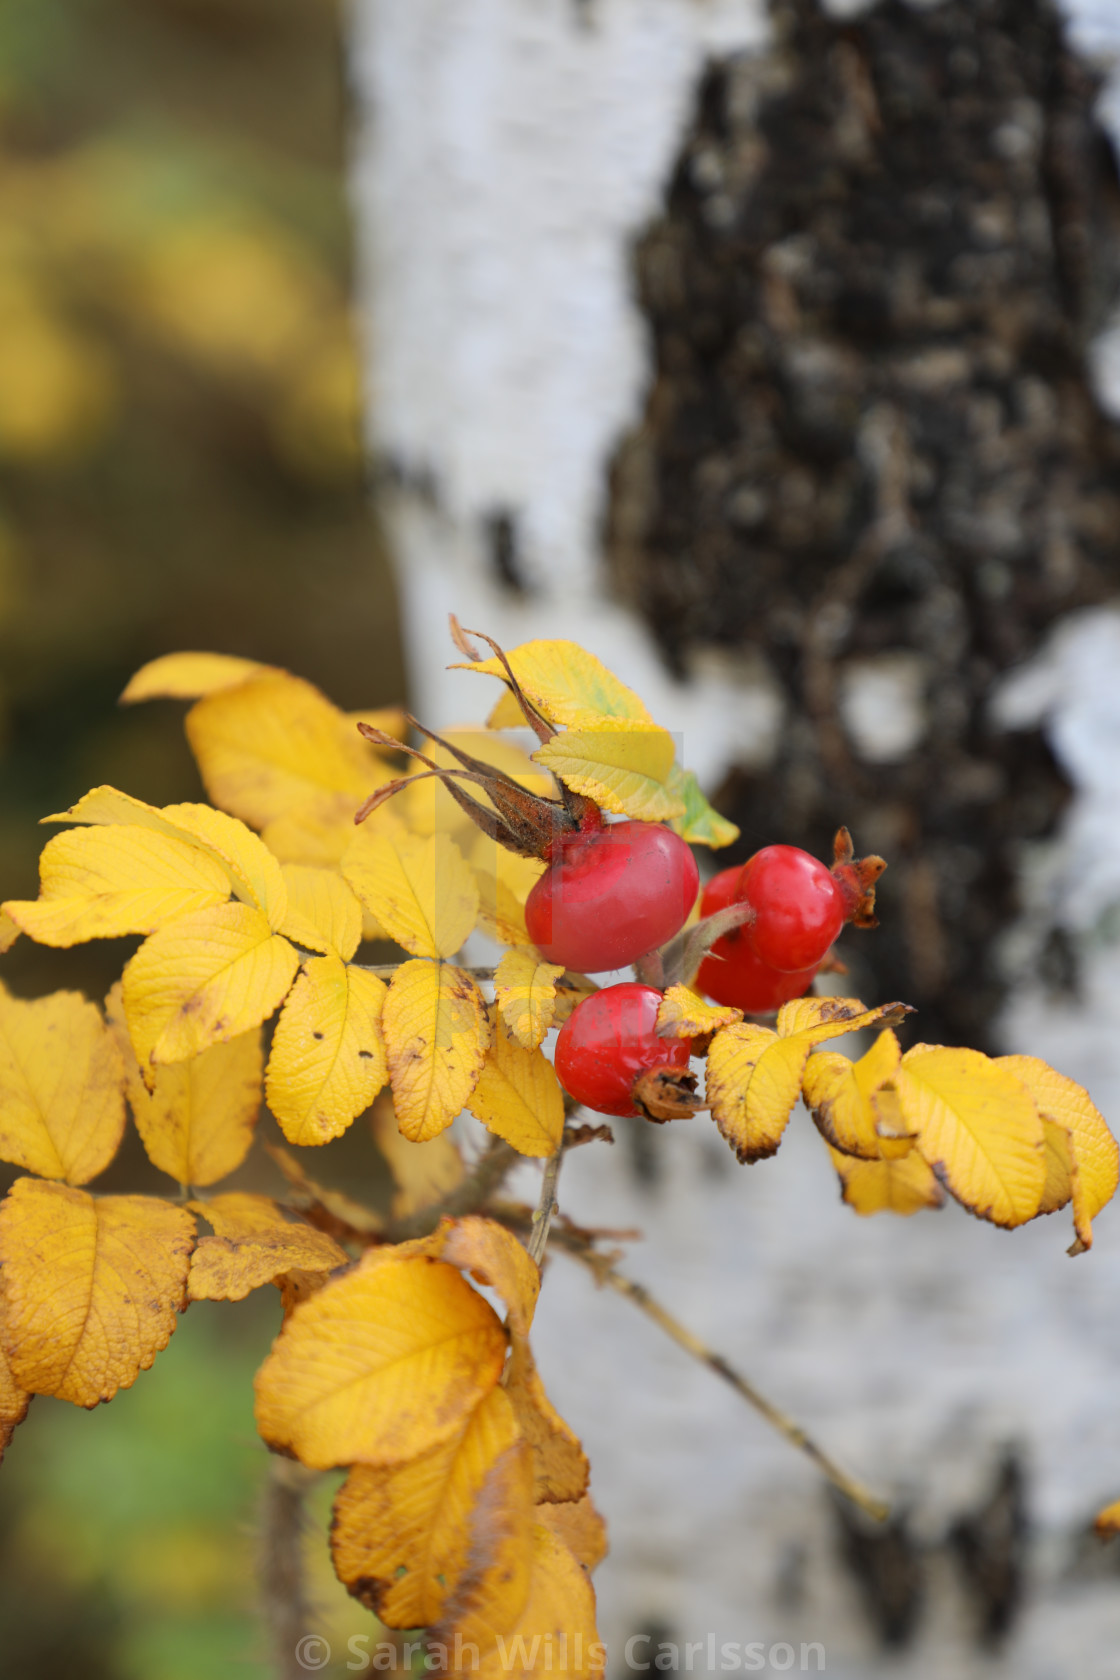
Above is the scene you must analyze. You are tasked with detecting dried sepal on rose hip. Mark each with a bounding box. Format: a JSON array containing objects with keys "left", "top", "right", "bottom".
[
  {"left": 554, "top": 983, "right": 703, "bottom": 1122},
  {"left": 354, "top": 621, "right": 699, "bottom": 974},
  {"left": 696, "top": 830, "right": 886, "bottom": 1014}
]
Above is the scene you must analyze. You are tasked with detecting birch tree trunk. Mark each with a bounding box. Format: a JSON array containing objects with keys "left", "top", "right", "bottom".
[{"left": 344, "top": 2, "right": 1120, "bottom": 1673}]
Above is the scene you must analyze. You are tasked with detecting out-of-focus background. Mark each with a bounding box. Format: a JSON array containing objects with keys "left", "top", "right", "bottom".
[{"left": 0, "top": 1, "right": 400, "bottom": 1674}]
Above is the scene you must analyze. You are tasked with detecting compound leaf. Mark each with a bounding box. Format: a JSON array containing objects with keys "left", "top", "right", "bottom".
[
  {"left": 894, "top": 1046, "right": 1046, "bottom": 1228},
  {"left": 466, "top": 1022, "right": 564, "bottom": 1159},
  {"left": 345, "top": 831, "right": 478, "bottom": 961},
  {"left": 997, "top": 1054, "right": 1119, "bottom": 1251},
  {"left": 471, "top": 835, "right": 545, "bottom": 947},
  {"left": 121, "top": 651, "right": 268, "bottom": 703},
  {"left": 666, "top": 765, "right": 740, "bottom": 849},
  {"left": 0, "top": 985, "right": 125, "bottom": 1184},
  {"left": 493, "top": 948, "right": 564, "bottom": 1051},
  {"left": 457, "top": 639, "right": 652, "bottom": 730},
  {"left": 122, "top": 902, "right": 299, "bottom": 1071},
  {"left": 533, "top": 723, "right": 682, "bottom": 823},
  {"left": 383, "top": 960, "right": 490, "bottom": 1143},
  {"left": 331, "top": 1384, "right": 522, "bottom": 1627},
  {"left": 4, "top": 824, "right": 229, "bottom": 947},
  {"left": 265, "top": 955, "right": 387, "bottom": 1146},
  {"left": 656, "top": 985, "right": 741, "bottom": 1039},
  {"left": 187, "top": 1192, "right": 347, "bottom": 1301},
  {"left": 254, "top": 1246, "right": 508, "bottom": 1468},
  {"left": 106, "top": 982, "right": 261, "bottom": 1186},
  {"left": 0, "top": 1177, "right": 194, "bottom": 1406},
  {"left": 278, "top": 864, "right": 363, "bottom": 960},
  {"left": 826, "top": 1145, "right": 945, "bottom": 1218},
  {"left": 184, "top": 669, "right": 392, "bottom": 829}
]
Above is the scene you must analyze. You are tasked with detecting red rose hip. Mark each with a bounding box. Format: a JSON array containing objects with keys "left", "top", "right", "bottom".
[
  {"left": 695, "top": 864, "right": 819, "bottom": 1013},
  {"left": 525, "top": 820, "right": 699, "bottom": 974},
  {"left": 554, "top": 983, "right": 692, "bottom": 1117},
  {"left": 739, "top": 845, "right": 845, "bottom": 972}
]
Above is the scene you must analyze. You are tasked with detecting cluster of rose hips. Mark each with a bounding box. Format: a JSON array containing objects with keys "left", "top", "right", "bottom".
[
  {"left": 543, "top": 823, "right": 880, "bottom": 1119},
  {"left": 359, "top": 624, "right": 882, "bottom": 1126}
]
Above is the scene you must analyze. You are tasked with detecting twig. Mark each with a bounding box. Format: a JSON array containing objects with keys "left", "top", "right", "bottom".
[
  {"left": 353, "top": 963, "right": 498, "bottom": 981},
  {"left": 572, "top": 1253, "right": 889, "bottom": 1522},
  {"left": 259, "top": 1455, "right": 319, "bottom": 1680},
  {"left": 526, "top": 1149, "right": 564, "bottom": 1265},
  {"left": 387, "top": 1136, "right": 520, "bottom": 1242}
]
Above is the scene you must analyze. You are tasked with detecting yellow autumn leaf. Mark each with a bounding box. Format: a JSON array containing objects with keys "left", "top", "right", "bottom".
[
  {"left": 426, "top": 1442, "right": 536, "bottom": 1662},
  {"left": 532, "top": 722, "right": 683, "bottom": 822},
  {"left": 467, "top": 1021, "right": 565, "bottom": 1158},
  {"left": 265, "top": 955, "right": 387, "bottom": 1146},
  {"left": 343, "top": 830, "right": 478, "bottom": 960},
  {"left": 254, "top": 1245, "right": 508, "bottom": 1469},
  {"left": 120, "top": 650, "right": 269, "bottom": 703},
  {"left": 0, "top": 984, "right": 125, "bottom": 1184},
  {"left": 826, "top": 1145, "right": 945, "bottom": 1218},
  {"left": 187, "top": 1192, "right": 347, "bottom": 1301},
  {"left": 894, "top": 1047, "right": 1046, "bottom": 1228},
  {"left": 656, "top": 985, "right": 742, "bottom": 1039},
  {"left": 471, "top": 833, "right": 546, "bottom": 947},
  {"left": 1037, "top": 1121, "right": 1074, "bottom": 1216},
  {"left": 456, "top": 639, "right": 652, "bottom": 729},
  {"left": 494, "top": 948, "right": 565, "bottom": 1050},
  {"left": 0, "top": 1177, "right": 195, "bottom": 1405},
  {"left": 383, "top": 961, "right": 490, "bottom": 1143},
  {"left": 105, "top": 984, "right": 261, "bottom": 1187},
  {"left": 0, "top": 911, "right": 19, "bottom": 954},
  {"left": 122, "top": 901, "right": 299, "bottom": 1070},
  {"left": 538, "top": 1495, "right": 609, "bottom": 1574},
  {"left": 437, "top": 1216, "right": 542, "bottom": 1342},
  {"left": 506, "top": 1339, "right": 589, "bottom": 1505},
  {"left": 470, "top": 1524, "right": 604, "bottom": 1680},
  {"left": 45, "top": 787, "right": 288, "bottom": 928},
  {"left": 706, "top": 1023, "right": 807, "bottom": 1163},
  {"left": 5, "top": 823, "right": 231, "bottom": 947},
  {"left": 371, "top": 1094, "right": 465, "bottom": 1220},
  {"left": 774, "top": 996, "right": 911, "bottom": 1042},
  {"left": 262, "top": 806, "right": 362, "bottom": 868},
  {"left": 802, "top": 1031, "right": 913, "bottom": 1161},
  {"left": 184, "top": 669, "right": 392, "bottom": 829},
  {"left": 997, "top": 1054, "right": 1120, "bottom": 1251},
  {"left": 277, "top": 864, "right": 363, "bottom": 959},
  {"left": 552, "top": 972, "right": 600, "bottom": 1024},
  {"left": 331, "top": 1385, "right": 522, "bottom": 1627},
  {"left": 0, "top": 1337, "right": 31, "bottom": 1463}
]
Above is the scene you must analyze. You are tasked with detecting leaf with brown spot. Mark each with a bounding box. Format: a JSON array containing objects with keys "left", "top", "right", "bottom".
[
  {"left": 187, "top": 1193, "right": 348, "bottom": 1301},
  {"left": 331, "top": 1385, "right": 522, "bottom": 1627},
  {"left": 0, "top": 1177, "right": 195, "bottom": 1406}
]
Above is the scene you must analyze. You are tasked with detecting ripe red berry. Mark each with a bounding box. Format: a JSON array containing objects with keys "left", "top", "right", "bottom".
[
  {"left": 554, "top": 982, "right": 691, "bottom": 1117},
  {"left": 738, "top": 845, "right": 845, "bottom": 972},
  {"left": 695, "top": 865, "right": 818, "bottom": 1013},
  {"left": 525, "top": 821, "right": 699, "bottom": 974}
]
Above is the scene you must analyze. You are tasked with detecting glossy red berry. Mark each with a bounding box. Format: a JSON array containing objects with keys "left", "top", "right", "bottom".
[
  {"left": 738, "top": 845, "right": 845, "bottom": 972},
  {"left": 695, "top": 865, "right": 818, "bottom": 1013},
  {"left": 554, "top": 983, "right": 691, "bottom": 1118},
  {"left": 525, "top": 821, "right": 699, "bottom": 974}
]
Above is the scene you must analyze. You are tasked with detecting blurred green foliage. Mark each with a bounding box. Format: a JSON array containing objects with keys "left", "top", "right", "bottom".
[{"left": 0, "top": 0, "right": 403, "bottom": 1670}]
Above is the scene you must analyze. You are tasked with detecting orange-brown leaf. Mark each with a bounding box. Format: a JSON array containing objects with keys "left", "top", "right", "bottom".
[
  {"left": 188, "top": 1192, "right": 347, "bottom": 1301},
  {"left": 0, "top": 1177, "right": 194, "bottom": 1405},
  {"left": 331, "top": 1385, "right": 522, "bottom": 1627},
  {"left": 537, "top": 1495, "right": 609, "bottom": 1573}
]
